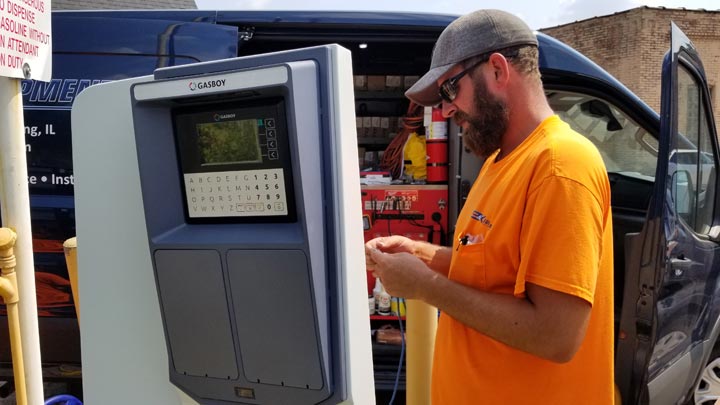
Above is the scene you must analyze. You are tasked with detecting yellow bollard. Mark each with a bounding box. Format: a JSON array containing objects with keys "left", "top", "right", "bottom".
[
  {"left": 63, "top": 237, "right": 79, "bottom": 323},
  {"left": 0, "top": 227, "right": 27, "bottom": 405},
  {"left": 405, "top": 299, "right": 438, "bottom": 405}
]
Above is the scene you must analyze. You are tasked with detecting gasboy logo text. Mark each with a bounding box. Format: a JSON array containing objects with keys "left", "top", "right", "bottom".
[{"left": 188, "top": 79, "right": 226, "bottom": 91}]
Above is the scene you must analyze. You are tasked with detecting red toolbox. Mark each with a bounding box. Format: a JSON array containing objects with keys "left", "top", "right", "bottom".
[{"left": 361, "top": 185, "right": 449, "bottom": 293}]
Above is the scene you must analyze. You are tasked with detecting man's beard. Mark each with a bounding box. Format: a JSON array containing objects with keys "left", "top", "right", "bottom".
[{"left": 455, "top": 77, "right": 509, "bottom": 158}]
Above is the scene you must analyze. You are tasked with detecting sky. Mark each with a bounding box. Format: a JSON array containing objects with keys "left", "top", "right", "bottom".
[{"left": 194, "top": 0, "right": 719, "bottom": 29}]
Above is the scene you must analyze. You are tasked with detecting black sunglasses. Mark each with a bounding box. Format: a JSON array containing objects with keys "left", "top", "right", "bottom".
[{"left": 438, "top": 49, "right": 521, "bottom": 104}]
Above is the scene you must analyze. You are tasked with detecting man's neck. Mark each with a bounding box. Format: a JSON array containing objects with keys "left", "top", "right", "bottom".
[{"left": 497, "top": 86, "right": 554, "bottom": 161}]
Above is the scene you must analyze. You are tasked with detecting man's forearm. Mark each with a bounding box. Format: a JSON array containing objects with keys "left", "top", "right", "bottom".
[{"left": 418, "top": 273, "right": 590, "bottom": 363}]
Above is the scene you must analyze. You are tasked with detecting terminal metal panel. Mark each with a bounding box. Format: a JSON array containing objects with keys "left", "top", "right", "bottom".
[
  {"left": 155, "top": 250, "right": 238, "bottom": 380},
  {"left": 227, "top": 249, "right": 322, "bottom": 389}
]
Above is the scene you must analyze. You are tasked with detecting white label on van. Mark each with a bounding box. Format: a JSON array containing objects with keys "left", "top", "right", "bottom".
[{"left": 0, "top": 0, "right": 52, "bottom": 81}]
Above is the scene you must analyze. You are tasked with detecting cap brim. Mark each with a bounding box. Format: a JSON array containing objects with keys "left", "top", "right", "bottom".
[{"left": 404, "top": 63, "right": 454, "bottom": 107}]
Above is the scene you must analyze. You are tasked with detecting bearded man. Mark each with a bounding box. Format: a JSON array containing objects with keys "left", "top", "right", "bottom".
[{"left": 365, "top": 9, "right": 615, "bottom": 404}]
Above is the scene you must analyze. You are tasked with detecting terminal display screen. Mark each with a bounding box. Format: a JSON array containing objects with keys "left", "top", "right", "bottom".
[
  {"left": 173, "top": 98, "right": 296, "bottom": 222},
  {"left": 197, "top": 119, "right": 264, "bottom": 166}
]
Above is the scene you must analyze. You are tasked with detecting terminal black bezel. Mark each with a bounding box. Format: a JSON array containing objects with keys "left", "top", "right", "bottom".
[{"left": 172, "top": 97, "right": 298, "bottom": 224}]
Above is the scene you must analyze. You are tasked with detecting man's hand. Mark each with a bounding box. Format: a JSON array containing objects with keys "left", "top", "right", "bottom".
[
  {"left": 366, "top": 249, "right": 436, "bottom": 300},
  {"left": 365, "top": 235, "right": 416, "bottom": 254},
  {"left": 365, "top": 235, "right": 415, "bottom": 268},
  {"left": 366, "top": 235, "right": 453, "bottom": 277}
]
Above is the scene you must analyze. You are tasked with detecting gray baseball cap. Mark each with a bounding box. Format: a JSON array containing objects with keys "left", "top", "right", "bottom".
[{"left": 405, "top": 9, "right": 538, "bottom": 106}]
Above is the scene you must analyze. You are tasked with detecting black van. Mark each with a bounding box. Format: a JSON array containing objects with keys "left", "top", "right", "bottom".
[{"left": 1, "top": 10, "right": 719, "bottom": 405}]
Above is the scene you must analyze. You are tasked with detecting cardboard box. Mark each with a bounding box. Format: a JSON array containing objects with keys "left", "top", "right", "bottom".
[
  {"left": 404, "top": 75, "right": 420, "bottom": 90},
  {"left": 363, "top": 116, "right": 373, "bottom": 137},
  {"left": 371, "top": 116, "right": 381, "bottom": 137},
  {"left": 367, "top": 75, "right": 386, "bottom": 91},
  {"left": 380, "top": 117, "right": 390, "bottom": 140},
  {"left": 354, "top": 75, "right": 367, "bottom": 91},
  {"left": 385, "top": 75, "right": 402, "bottom": 90},
  {"left": 356, "top": 117, "right": 365, "bottom": 137}
]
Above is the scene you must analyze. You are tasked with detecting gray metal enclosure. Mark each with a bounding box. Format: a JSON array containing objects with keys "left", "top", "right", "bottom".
[{"left": 72, "top": 45, "right": 374, "bottom": 405}]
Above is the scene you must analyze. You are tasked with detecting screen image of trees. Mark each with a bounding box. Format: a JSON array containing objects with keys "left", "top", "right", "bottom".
[{"left": 197, "top": 119, "right": 262, "bottom": 165}]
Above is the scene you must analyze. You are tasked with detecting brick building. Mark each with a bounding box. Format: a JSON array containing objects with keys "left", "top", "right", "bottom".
[
  {"left": 52, "top": 0, "right": 196, "bottom": 9},
  {"left": 541, "top": 7, "right": 720, "bottom": 126}
]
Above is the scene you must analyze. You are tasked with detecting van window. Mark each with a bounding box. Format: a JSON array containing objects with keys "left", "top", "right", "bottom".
[{"left": 547, "top": 91, "right": 657, "bottom": 180}]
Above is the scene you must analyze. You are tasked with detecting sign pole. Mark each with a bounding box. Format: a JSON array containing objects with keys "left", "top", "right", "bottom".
[
  {"left": 0, "top": 0, "right": 52, "bottom": 401},
  {"left": 0, "top": 76, "right": 43, "bottom": 404}
]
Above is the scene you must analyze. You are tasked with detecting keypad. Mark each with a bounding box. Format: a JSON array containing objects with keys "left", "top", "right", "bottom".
[{"left": 184, "top": 168, "right": 287, "bottom": 218}]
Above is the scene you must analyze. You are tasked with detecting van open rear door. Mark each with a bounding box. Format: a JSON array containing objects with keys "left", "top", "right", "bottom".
[{"left": 616, "top": 23, "right": 720, "bottom": 405}]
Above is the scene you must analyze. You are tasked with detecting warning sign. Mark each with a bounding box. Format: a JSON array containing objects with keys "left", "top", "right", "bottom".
[{"left": 0, "top": 0, "right": 51, "bottom": 81}]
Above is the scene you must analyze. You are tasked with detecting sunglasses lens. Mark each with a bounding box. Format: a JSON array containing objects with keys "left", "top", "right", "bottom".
[{"left": 439, "top": 82, "right": 454, "bottom": 103}]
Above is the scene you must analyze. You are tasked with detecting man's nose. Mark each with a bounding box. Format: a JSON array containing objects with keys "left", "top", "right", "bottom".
[{"left": 440, "top": 101, "right": 456, "bottom": 119}]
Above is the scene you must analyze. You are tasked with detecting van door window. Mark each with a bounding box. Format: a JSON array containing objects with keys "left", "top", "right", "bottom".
[{"left": 672, "top": 65, "right": 717, "bottom": 235}]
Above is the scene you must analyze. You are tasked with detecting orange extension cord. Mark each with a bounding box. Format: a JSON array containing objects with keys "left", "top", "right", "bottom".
[{"left": 379, "top": 102, "right": 424, "bottom": 179}]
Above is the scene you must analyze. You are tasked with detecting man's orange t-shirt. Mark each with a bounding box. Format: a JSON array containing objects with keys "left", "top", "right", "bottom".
[{"left": 432, "top": 115, "right": 614, "bottom": 404}]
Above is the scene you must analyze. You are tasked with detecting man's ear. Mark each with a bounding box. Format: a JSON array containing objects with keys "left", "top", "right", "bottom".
[{"left": 487, "top": 53, "right": 511, "bottom": 88}]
